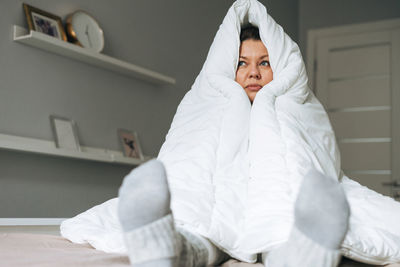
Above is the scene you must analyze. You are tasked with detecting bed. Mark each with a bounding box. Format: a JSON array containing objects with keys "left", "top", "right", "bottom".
[
  {"left": 0, "top": 233, "right": 130, "bottom": 267},
  {"left": 0, "top": 232, "right": 379, "bottom": 267}
]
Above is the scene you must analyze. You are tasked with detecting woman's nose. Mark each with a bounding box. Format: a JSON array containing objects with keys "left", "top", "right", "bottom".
[{"left": 249, "top": 64, "right": 261, "bottom": 79}]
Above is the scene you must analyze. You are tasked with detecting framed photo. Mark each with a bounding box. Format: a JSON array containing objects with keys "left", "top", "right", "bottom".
[
  {"left": 118, "top": 129, "right": 144, "bottom": 159},
  {"left": 50, "top": 115, "right": 81, "bottom": 151},
  {"left": 23, "top": 3, "right": 67, "bottom": 41}
]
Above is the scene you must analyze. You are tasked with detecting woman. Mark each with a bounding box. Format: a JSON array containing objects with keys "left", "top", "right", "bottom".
[
  {"left": 117, "top": 22, "right": 352, "bottom": 267},
  {"left": 118, "top": 0, "right": 400, "bottom": 266}
]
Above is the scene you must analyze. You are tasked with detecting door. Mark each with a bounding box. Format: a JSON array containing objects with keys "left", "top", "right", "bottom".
[{"left": 311, "top": 22, "right": 400, "bottom": 199}]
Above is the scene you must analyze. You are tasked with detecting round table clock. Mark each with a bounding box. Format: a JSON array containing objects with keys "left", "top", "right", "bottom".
[{"left": 66, "top": 10, "right": 104, "bottom": 53}]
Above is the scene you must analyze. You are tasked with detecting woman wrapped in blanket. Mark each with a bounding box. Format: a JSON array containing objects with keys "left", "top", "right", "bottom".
[
  {"left": 118, "top": 1, "right": 400, "bottom": 267},
  {"left": 117, "top": 25, "right": 350, "bottom": 267}
]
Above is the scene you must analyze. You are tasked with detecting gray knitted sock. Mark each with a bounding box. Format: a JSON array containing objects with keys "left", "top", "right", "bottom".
[
  {"left": 295, "top": 169, "right": 350, "bottom": 250},
  {"left": 118, "top": 159, "right": 211, "bottom": 267},
  {"left": 118, "top": 159, "right": 171, "bottom": 232},
  {"left": 263, "top": 169, "right": 349, "bottom": 267},
  {"left": 118, "top": 159, "right": 175, "bottom": 267}
]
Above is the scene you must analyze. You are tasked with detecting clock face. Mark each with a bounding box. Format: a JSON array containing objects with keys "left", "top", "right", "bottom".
[{"left": 70, "top": 11, "right": 104, "bottom": 52}]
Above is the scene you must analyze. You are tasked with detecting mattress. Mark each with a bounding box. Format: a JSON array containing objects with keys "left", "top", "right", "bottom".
[{"left": 0, "top": 233, "right": 379, "bottom": 267}]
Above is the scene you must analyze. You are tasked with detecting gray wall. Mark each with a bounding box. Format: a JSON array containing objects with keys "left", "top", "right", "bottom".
[
  {"left": 0, "top": 0, "right": 298, "bottom": 217},
  {"left": 299, "top": 0, "right": 400, "bottom": 56}
]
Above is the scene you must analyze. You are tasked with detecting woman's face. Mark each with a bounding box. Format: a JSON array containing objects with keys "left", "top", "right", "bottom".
[{"left": 235, "top": 39, "right": 273, "bottom": 103}]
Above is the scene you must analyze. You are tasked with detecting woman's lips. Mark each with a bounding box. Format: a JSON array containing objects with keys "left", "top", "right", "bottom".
[{"left": 246, "top": 84, "right": 262, "bottom": 91}]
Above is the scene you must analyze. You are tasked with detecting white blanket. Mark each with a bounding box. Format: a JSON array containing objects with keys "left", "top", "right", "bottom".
[{"left": 61, "top": 0, "right": 400, "bottom": 264}]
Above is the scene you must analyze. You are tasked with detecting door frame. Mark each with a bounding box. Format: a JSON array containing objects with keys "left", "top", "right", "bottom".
[{"left": 306, "top": 18, "right": 400, "bottom": 196}]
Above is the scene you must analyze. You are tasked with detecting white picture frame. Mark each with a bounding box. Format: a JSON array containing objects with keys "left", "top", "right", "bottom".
[{"left": 50, "top": 115, "right": 81, "bottom": 151}]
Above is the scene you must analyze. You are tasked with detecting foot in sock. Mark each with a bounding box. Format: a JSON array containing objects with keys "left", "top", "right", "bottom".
[
  {"left": 295, "top": 169, "right": 350, "bottom": 250},
  {"left": 118, "top": 159, "right": 213, "bottom": 267},
  {"left": 263, "top": 169, "right": 350, "bottom": 267},
  {"left": 118, "top": 159, "right": 175, "bottom": 267},
  {"left": 118, "top": 159, "right": 171, "bottom": 232}
]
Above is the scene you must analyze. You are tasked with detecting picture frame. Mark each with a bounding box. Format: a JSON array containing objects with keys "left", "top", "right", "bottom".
[
  {"left": 50, "top": 115, "right": 81, "bottom": 151},
  {"left": 118, "top": 129, "right": 144, "bottom": 160},
  {"left": 23, "top": 3, "right": 67, "bottom": 41}
]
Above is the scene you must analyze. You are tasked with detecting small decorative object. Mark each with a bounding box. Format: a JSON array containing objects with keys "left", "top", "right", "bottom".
[
  {"left": 50, "top": 115, "right": 81, "bottom": 151},
  {"left": 23, "top": 3, "right": 67, "bottom": 41},
  {"left": 118, "top": 129, "right": 144, "bottom": 159},
  {"left": 66, "top": 10, "right": 105, "bottom": 52}
]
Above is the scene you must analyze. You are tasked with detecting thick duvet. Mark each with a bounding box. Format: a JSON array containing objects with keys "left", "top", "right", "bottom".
[{"left": 61, "top": 0, "right": 400, "bottom": 265}]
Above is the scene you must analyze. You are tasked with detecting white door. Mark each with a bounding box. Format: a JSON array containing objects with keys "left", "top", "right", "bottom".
[{"left": 309, "top": 20, "right": 400, "bottom": 199}]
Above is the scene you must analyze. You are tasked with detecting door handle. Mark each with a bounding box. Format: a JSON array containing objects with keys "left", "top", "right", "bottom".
[{"left": 382, "top": 181, "right": 400, "bottom": 188}]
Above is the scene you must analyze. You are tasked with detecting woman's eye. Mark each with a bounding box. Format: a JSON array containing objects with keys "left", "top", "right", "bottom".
[
  {"left": 238, "top": 61, "right": 246, "bottom": 67},
  {"left": 260, "top": 60, "right": 270, "bottom": 66}
]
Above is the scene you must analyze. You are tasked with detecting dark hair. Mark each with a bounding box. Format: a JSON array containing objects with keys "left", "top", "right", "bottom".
[{"left": 240, "top": 24, "right": 260, "bottom": 42}]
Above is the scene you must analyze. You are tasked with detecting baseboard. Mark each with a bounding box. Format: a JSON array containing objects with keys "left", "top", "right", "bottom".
[{"left": 0, "top": 218, "right": 67, "bottom": 235}]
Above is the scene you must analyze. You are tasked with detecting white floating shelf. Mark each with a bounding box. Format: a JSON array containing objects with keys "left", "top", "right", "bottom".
[
  {"left": 0, "top": 133, "right": 151, "bottom": 166},
  {"left": 13, "top": 25, "right": 176, "bottom": 85}
]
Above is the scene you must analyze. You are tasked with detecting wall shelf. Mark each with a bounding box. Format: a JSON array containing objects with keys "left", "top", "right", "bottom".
[
  {"left": 0, "top": 133, "right": 151, "bottom": 166},
  {"left": 13, "top": 25, "right": 176, "bottom": 85}
]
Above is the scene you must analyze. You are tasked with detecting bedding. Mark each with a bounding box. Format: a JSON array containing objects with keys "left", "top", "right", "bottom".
[{"left": 62, "top": 0, "right": 400, "bottom": 265}]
